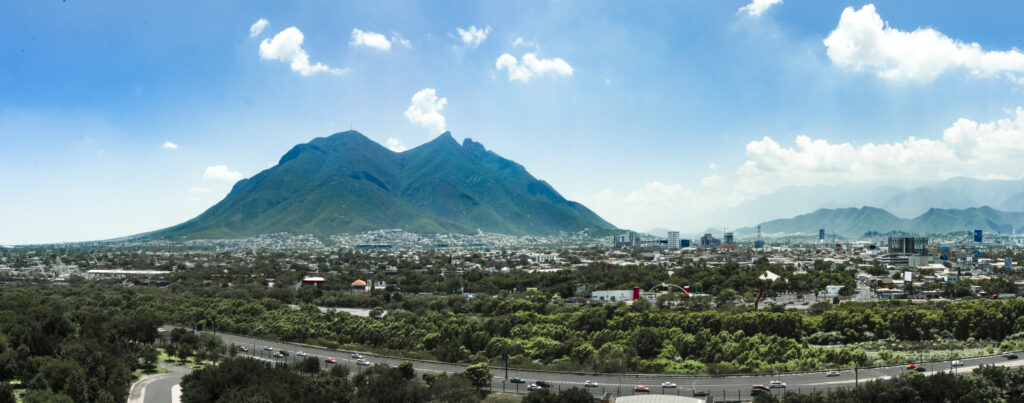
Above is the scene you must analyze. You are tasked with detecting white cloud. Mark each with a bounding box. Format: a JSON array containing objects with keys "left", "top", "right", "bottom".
[
  {"left": 391, "top": 33, "right": 411, "bottom": 48},
  {"left": 513, "top": 37, "right": 539, "bottom": 49},
  {"left": 404, "top": 88, "right": 447, "bottom": 134},
  {"left": 456, "top": 25, "right": 491, "bottom": 47},
  {"left": 350, "top": 28, "right": 391, "bottom": 51},
  {"left": 738, "top": 0, "right": 782, "bottom": 17},
  {"left": 163, "top": 141, "right": 179, "bottom": 149},
  {"left": 189, "top": 186, "right": 210, "bottom": 193},
  {"left": 824, "top": 4, "right": 1024, "bottom": 82},
  {"left": 700, "top": 174, "right": 723, "bottom": 186},
  {"left": 249, "top": 18, "right": 269, "bottom": 38},
  {"left": 386, "top": 138, "right": 408, "bottom": 152},
  {"left": 495, "top": 53, "right": 573, "bottom": 82},
  {"left": 203, "top": 165, "right": 243, "bottom": 182},
  {"left": 708, "top": 163, "right": 718, "bottom": 169},
  {"left": 735, "top": 107, "right": 1024, "bottom": 194},
  {"left": 259, "top": 27, "right": 347, "bottom": 76}
]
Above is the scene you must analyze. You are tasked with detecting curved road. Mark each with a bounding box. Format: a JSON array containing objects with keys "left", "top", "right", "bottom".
[
  {"left": 128, "top": 363, "right": 191, "bottom": 403},
  {"left": 166, "top": 326, "right": 1024, "bottom": 400}
]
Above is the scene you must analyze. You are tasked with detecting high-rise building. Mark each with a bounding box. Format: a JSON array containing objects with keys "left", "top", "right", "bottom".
[
  {"left": 819, "top": 229, "right": 825, "bottom": 242},
  {"left": 667, "top": 231, "right": 679, "bottom": 249},
  {"left": 888, "top": 237, "right": 928, "bottom": 256},
  {"left": 680, "top": 239, "right": 691, "bottom": 248},
  {"left": 974, "top": 230, "right": 983, "bottom": 243},
  {"left": 700, "top": 233, "right": 718, "bottom": 247},
  {"left": 724, "top": 232, "right": 734, "bottom": 245},
  {"left": 613, "top": 231, "right": 638, "bottom": 247}
]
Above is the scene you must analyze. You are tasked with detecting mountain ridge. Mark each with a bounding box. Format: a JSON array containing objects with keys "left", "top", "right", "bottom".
[
  {"left": 727, "top": 205, "right": 1024, "bottom": 238},
  {"left": 152, "top": 131, "right": 616, "bottom": 239}
]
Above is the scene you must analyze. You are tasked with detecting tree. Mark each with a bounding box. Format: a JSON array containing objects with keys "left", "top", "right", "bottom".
[
  {"left": 295, "top": 357, "right": 321, "bottom": 375},
  {"left": 463, "top": 362, "right": 492, "bottom": 390},
  {"left": 429, "top": 373, "right": 478, "bottom": 402},
  {"left": 398, "top": 361, "right": 415, "bottom": 380}
]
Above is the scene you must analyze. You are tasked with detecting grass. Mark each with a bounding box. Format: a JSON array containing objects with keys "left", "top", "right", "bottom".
[{"left": 156, "top": 348, "right": 218, "bottom": 370}]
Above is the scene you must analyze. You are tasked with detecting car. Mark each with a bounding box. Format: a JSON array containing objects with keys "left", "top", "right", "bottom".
[
  {"left": 534, "top": 380, "right": 552, "bottom": 388},
  {"left": 238, "top": 345, "right": 249, "bottom": 352},
  {"left": 279, "top": 350, "right": 289, "bottom": 356},
  {"left": 904, "top": 364, "right": 918, "bottom": 370},
  {"left": 324, "top": 357, "right": 336, "bottom": 363},
  {"left": 263, "top": 345, "right": 274, "bottom": 351},
  {"left": 751, "top": 385, "right": 771, "bottom": 396},
  {"left": 826, "top": 370, "right": 840, "bottom": 377},
  {"left": 526, "top": 384, "right": 542, "bottom": 391},
  {"left": 914, "top": 367, "right": 926, "bottom": 372},
  {"left": 356, "top": 359, "right": 370, "bottom": 366},
  {"left": 584, "top": 380, "right": 599, "bottom": 388},
  {"left": 509, "top": 378, "right": 525, "bottom": 384},
  {"left": 952, "top": 360, "right": 964, "bottom": 367},
  {"left": 769, "top": 380, "right": 786, "bottom": 388},
  {"left": 633, "top": 385, "right": 650, "bottom": 393},
  {"left": 296, "top": 351, "right": 307, "bottom": 357},
  {"left": 351, "top": 353, "right": 364, "bottom": 359},
  {"left": 661, "top": 382, "right": 676, "bottom": 388},
  {"left": 157, "top": 327, "right": 166, "bottom": 332},
  {"left": 272, "top": 351, "right": 284, "bottom": 358},
  {"left": 1003, "top": 352, "right": 1019, "bottom": 359}
]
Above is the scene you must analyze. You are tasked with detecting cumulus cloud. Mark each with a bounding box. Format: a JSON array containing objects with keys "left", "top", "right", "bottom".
[
  {"left": 259, "top": 27, "right": 347, "bottom": 76},
  {"left": 738, "top": 0, "right": 782, "bottom": 17},
  {"left": 386, "top": 138, "right": 408, "bottom": 152},
  {"left": 350, "top": 28, "right": 391, "bottom": 51},
  {"left": 736, "top": 107, "right": 1024, "bottom": 193},
  {"left": 162, "top": 141, "right": 178, "bottom": 149},
  {"left": 700, "top": 174, "right": 723, "bottom": 186},
  {"left": 404, "top": 88, "right": 447, "bottom": 134},
  {"left": 203, "top": 165, "right": 243, "bottom": 182},
  {"left": 249, "top": 18, "right": 269, "bottom": 37},
  {"left": 496, "top": 53, "right": 573, "bottom": 82},
  {"left": 456, "top": 25, "right": 491, "bottom": 47},
  {"left": 824, "top": 4, "right": 1024, "bottom": 82}
]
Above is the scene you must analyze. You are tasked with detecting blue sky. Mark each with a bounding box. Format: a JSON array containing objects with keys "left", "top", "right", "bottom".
[{"left": 2, "top": 0, "right": 1024, "bottom": 244}]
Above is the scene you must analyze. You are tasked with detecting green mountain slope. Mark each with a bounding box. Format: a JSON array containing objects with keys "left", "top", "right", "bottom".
[
  {"left": 153, "top": 131, "right": 616, "bottom": 239},
  {"left": 733, "top": 206, "right": 1024, "bottom": 238}
]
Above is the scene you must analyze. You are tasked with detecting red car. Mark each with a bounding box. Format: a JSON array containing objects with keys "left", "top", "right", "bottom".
[
  {"left": 324, "top": 357, "right": 336, "bottom": 363},
  {"left": 905, "top": 364, "right": 917, "bottom": 370},
  {"left": 633, "top": 385, "right": 650, "bottom": 393}
]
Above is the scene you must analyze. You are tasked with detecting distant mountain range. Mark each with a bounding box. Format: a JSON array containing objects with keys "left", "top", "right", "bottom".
[
  {"left": 694, "top": 177, "right": 1024, "bottom": 232},
  {"left": 728, "top": 206, "right": 1024, "bottom": 238},
  {"left": 152, "top": 131, "right": 616, "bottom": 239}
]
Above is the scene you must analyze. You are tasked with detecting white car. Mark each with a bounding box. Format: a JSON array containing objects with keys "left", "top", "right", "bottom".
[
  {"left": 584, "top": 380, "right": 599, "bottom": 388},
  {"left": 951, "top": 360, "right": 964, "bottom": 367},
  {"left": 527, "top": 384, "right": 542, "bottom": 391},
  {"left": 661, "top": 382, "right": 677, "bottom": 388},
  {"left": 356, "top": 359, "right": 371, "bottom": 366},
  {"left": 296, "top": 351, "right": 307, "bottom": 357},
  {"left": 769, "top": 380, "right": 786, "bottom": 388},
  {"left": 826, "top": 370, "right": 840, "bottom": 377}
]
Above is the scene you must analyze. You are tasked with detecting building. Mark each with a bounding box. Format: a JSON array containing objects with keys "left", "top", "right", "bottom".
[
  {"left": 700, "top": 233, "right": 719, "bottom": 247},
  {"left": 667, "top": 231, "right": 680, "bottom": 249},
  {"left": 888, "top": 237, "right": 929, "bottom": 256},
  {"left": 819, "top": 229, "right": 825, "bottom": 242},
  {"left": 974, "top": 230, "right": 984, "bottom": 243},
  {"left": 680, "top": 239, "right": 692, "bottom": 248},
  {"left": 724, "top": 232, "right": 734, "bottom": 245},
  {"left": 613, "top": 231, "right": 638, "bottom": 247}
]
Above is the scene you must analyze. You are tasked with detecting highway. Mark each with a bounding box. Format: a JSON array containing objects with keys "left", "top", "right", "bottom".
[{"left": 165, "top": 326, "right": 1024, "bottom": 400}]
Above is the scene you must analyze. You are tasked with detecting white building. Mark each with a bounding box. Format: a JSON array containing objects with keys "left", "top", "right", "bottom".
[{"left": 667, "top": 231, "right": 680, "bottom": 249}]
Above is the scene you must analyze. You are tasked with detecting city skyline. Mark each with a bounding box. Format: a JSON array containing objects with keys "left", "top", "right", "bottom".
[{"left": 3, "top": 0, "right": 1024, "bottom": 244}]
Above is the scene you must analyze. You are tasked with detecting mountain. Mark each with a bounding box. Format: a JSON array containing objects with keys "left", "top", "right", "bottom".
[
  {"left": 731, "top": 206, "right": 1024, "bottom": 238},
  {"left": 692, "top": 177, "right": 1024, "bottom": 233},
  {"left": 153, "top": 131, "right": 616, "bottom": 239}
]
